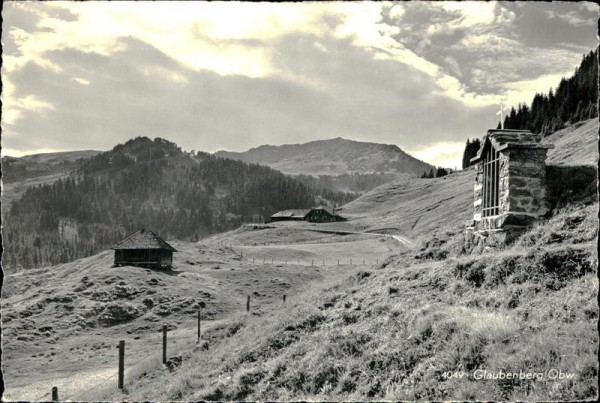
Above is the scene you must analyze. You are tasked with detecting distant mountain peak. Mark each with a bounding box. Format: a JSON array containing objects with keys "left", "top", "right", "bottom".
[{"left": 214, "top": 138, "right": 432, "bottom": 177}]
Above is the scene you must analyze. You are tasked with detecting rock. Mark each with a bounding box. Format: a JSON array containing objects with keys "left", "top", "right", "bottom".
[
  {"left": 97, "top": 302, "right": 141, "bottom": 325},
  {"left": 166, "top": 356, "right": 182, "bottom": 372}
]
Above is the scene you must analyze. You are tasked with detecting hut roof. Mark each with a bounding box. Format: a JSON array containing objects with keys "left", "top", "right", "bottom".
[
  {"left": 271, "top": 209, "right": 311, "bottom": 218},
  {"left": 111, "top": 229, "right": 177, "bottom": 251}
]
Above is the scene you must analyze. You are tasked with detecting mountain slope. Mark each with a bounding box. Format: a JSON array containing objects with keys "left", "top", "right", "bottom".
[
  {"left": 2, "top": 137, "right": 354, "bottom": 271},
  {"left": 2, "top": 150, "right": 101, "bottom": 183},
  {"left": 340, "top": 118, "right": 599, "bottom": 239},
  {"left": 215, "top": 137, "right": 433, "bottom": 177},
  {"left": 543, "top": 118, "right": 598, "bottom": 166},
  {"left": 93, "top": 202, "right": 598, "bottom": 401},
  {"left": 1, "top": 150, "right": 101, "bottom": 207}
]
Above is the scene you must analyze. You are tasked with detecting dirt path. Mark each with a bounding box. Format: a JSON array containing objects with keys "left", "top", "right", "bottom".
[{"left": 288, "top": 227, "right": 416, "bottom": 249}]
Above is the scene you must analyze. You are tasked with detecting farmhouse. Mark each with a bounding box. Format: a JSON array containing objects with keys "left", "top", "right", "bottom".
[
  {"left": 112, "top": 229, "right": 177, "bottom": 269},
  {"left": 271, "top": 209, "right": 311, "bottom": 222},
  {"left": 466, "top": 128, "right": 554, "bottom": 244},
  {"left": 270, "top": 207, "right": 347, "bottom": 223}
]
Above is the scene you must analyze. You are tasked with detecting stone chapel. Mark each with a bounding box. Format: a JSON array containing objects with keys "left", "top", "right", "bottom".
[{"left": 465, "top": 128, "right": 554, "bottom": 245}]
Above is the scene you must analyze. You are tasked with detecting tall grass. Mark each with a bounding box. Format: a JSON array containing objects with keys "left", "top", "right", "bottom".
[{"left": 101, "top": 203, "right": 598, "bottom": 401}]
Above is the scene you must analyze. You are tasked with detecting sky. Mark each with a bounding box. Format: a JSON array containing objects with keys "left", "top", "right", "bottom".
[{"left": 1, "top": 1, "right": 598, "bottom": 168}]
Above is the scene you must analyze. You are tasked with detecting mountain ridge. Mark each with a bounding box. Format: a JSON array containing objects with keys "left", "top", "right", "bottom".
[{"left": 214, "top": 137, "right": 434, "bottom": 177}]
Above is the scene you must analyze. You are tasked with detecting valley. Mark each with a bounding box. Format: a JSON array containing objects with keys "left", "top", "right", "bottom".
[
  {"left": 2, "top": 3, "right": 598, "bottom": 401},
  {"left": 1, "top": 118, "right": 598, "bottom": 401},
  {"left": 1, "top": 227, "right": 403, "bottom": 401}
]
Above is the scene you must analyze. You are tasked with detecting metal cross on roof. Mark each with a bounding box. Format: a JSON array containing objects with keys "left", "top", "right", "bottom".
[{"left": 496, "top": 100, "right": 508, "bottom": 129}]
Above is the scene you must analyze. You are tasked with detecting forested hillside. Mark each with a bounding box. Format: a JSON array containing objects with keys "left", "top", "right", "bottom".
[
  {"left": 502, "top": 49, "right": 598, "bottom": 134},
  {"left": 2, "top": 150, "right": 100, "bottom": 184},
  {"left": 463, "top": 49, "right": 598, "bottom": 166},
  {"left": 2, "top": 137, "right": 355, "bottom": 271}
]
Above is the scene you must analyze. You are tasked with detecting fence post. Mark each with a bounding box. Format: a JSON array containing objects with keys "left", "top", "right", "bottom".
[
  {"left": 198, "top": 301, "right": 206, "bottom": 341},
  {"left": 271, "top": 258, "right": 274, "bottom": 264},
  {"left": 162, "top": 325, "right": 167, "bottom": 364},
  {"left": 118, "top": 340, "right": 125, "bottom": 389},
  {"left": 338, "top": 259, "right": 339, "bottom": 265},
  {"left": 350, "top": 258, "right": 352, "bottom": 265},
  {"left": 283, "top": 294, "right": 286, "bottom": 304},
  {"left": 197, "top": 310, "right": 201, "bottom": 341},
  {"left": 311, "top": 259, "right": 314, "bottom": 266},
  {"left": 246, "top": 295, "right": 251, "bottom": 312},
  {"left": 51, "top": 386, "right": 58, "bottom": 401}
]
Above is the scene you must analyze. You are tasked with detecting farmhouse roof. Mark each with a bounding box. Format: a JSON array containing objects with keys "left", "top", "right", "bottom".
[
  {"left": 470, "top": 129, "right": 554, "bottom": 163},
  {"left": 271, "top": 209, "right": 311, "bottom": 218},
  {"left": 313, "top": 206, "right": 335, "bottom": 214},
  {"left": 111, "top": 229, "right": 177, "bottom": 251}
]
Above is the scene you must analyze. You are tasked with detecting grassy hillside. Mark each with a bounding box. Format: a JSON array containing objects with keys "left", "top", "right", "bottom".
[
  {"left": 341, "top": 117, "right": 599, "bottom": 239},
  {"left": 215, "top": 137, "right": 433, "bottom": 177},
  {"left": 1, "top": 150, "right": 101, "bottom": 184},
  {"left": 543, "top": 118, "right": 598, "bottom": 166},
  {"left": 1, "top": 226, "right": 400, "bottom": 401},
  {"left": 340, "top": 169, "right": 473, "bottom": 238},
  {"left": 91, "top": 202, "right": 597, "bottom": 401},
  {"left": 2, "top": 119, "right": 596, "bottom": 401},
  {"left": 1, "top": 150, "right": 100, "bottom": 208}
]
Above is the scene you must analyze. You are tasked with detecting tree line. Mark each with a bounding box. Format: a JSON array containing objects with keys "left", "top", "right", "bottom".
[
  {"left": 462, "top": 48, "right": 598, "bottom": 168},
  {"left": 420, "top": 167, "right": 450, "bottom": 178},
  {"left": 501, "top": 49, "right": 598, "bottom": 135}
]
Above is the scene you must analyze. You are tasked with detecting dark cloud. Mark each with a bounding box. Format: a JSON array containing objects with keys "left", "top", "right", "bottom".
[
  {"left": 3, "top": 2, "right": 595, "bottom": 162},
  {"left": 504, "top": 2, "right": 598, "bottom": 50},
  {"left": 386, "top": 2, "right": 597, "bottom": 98},
  {"left": 2, "top": 4, "right": 44, "bottom": 56},
  {"left": 5, "top": 35, "right": 495, "bottom": 156}
]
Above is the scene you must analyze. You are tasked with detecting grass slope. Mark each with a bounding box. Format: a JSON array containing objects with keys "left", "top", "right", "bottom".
[
  {"left": 340, "top": 170, "right": 473, "bottom": 239},
  {"left": 1, "top": 228, "right": 389, "bottom": 400},
  {"left": 1, "top": 150, "right": 100, "bottom": 208},
  {"left": 544, "top": 118, "right": 598, "bottom": 166},
  {"left": 99, "top": 203, "right": 598, "bottom": 401},
  {"left": 340, "top": 117, "right": 599, "bottom": 239}
]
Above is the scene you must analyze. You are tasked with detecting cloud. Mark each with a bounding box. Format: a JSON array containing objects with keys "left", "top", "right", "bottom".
[
  {"left": 546, "top": 9, "right": 596, "bottom": 26},
  {"left": 1, "top": 1, "right": 596, "bottom": 164},
  {"left": 3, "top": 33, "right": 497, "bottom": 161},
  {"left": 386, "top": 1, "right": 596, "bottom": 107},
  {"left": 406, "top": 141, "right": 466, "bottom": 170}
]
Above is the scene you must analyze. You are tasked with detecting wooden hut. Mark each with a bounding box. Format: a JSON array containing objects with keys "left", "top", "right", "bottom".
[{"left": 111, "top": 229, "right": 176, "bottom": 269}]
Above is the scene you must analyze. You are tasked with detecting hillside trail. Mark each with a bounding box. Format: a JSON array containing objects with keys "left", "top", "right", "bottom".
[
  {"left": 291, "top": 227, "right": 416, "bottom": 248},
  {"left": 4, "top": 319, "right": 226, "bottom": 402}
]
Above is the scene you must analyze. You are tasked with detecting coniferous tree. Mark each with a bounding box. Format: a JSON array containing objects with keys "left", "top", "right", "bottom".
[
  {"left": 502, "top": 48, "right": 598, "bottom": 136},
  {"left": 3, "top": 137, "right": 360, "bottom": 271},
  {"left": 461, "top": 138, "right": 481, "bottom": 169}
]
